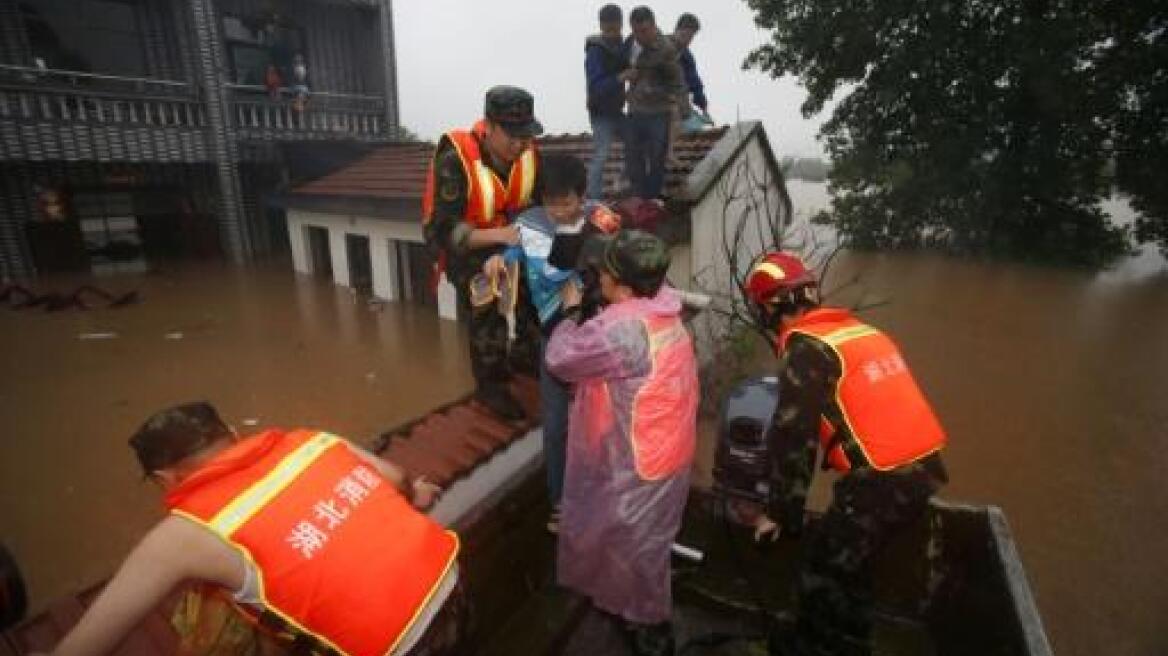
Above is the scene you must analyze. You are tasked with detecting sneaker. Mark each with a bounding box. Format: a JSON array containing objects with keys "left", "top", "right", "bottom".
[{"left": 475, "top": 385, "right": 526, "bottom": 422}]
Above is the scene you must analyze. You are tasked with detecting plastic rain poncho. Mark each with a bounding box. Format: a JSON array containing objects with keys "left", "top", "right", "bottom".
[{"left": 545, "top": 285, "right": 698, "bottom": 623}]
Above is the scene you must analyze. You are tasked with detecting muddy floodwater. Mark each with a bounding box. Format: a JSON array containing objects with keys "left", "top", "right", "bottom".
[{"left": 2, "top": 245, "right": 1167, "bottom": 656}]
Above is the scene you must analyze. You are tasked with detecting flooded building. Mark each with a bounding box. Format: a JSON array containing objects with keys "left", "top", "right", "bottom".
[
  {"left": 279, "top": 122, "right": 788, "bottom": 326},
  {"left": 0, "top": 0, "right": 403, "bottom": 279}
]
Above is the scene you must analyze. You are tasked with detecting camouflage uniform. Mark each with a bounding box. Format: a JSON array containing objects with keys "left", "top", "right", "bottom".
[
  {"left": 767, "top": 333, "right": 947, "bottom": 656},
  {"left": 424, "top": 140, "right": 542, "bottom": 394}
]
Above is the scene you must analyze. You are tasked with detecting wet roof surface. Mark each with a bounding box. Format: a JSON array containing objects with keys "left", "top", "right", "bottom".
[{"left": 289, "top": 127, "right": 731, "bottom": 204}]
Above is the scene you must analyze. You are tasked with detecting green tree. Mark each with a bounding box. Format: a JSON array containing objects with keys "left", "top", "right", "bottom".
[{"left": 744, "top": 0, "right": 1166, "bottom": 264}]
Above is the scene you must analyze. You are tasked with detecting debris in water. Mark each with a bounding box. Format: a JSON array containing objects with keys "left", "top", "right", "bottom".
[
  {"left": 365, "top": 372, "right": 377, "bottom": 382},
  {"left": 164, "top": 332, "right": 184, "bottom": 340},
  {"left": 78, "top": 332, "right": 117, "bottom": 340},
  {"left": 242, "top": 418, "right": 259, "bottom": 427}
]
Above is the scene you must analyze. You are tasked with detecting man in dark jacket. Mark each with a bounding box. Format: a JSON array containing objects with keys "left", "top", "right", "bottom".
[
  {"left": 624, "top": 6, "right": 688, "bottom": 201},
  {"left": 584, "top": 4, "right": 629, "bottom": 200},
  {"left": 673, "top": 13, "right": 708, "bottom": 117}
]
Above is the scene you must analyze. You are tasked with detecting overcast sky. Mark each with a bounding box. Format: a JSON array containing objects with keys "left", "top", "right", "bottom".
[{"left": 393, "top": 0, "right": 833, "bottom": 158}]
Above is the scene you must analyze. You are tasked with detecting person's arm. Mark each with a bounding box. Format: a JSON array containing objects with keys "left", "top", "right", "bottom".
[
  {"left": 680, "top": 49, "right": 707, "bottom": 110},
  {"left": 586, "top": 45, "right": 623, "bottom": 101},
  {"left": 544, "top": 291, "right": 627, "bottom": 383},
  {"left": 765, "top": 335, "right": 839, "bottom": 537},
  {"left": 345, "top": 442, "right": 440, "bottom": 510},
  {"left": 47, "top": 517, "right": 236, "bottom": 656}
]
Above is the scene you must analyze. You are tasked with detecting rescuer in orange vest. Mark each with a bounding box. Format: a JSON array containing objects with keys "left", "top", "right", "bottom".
[
  {"left": 423, "top": 86, "right": 544, "bottom": 421},
  {"left": 37, "top": 402, "right": 464, "bottom": 656},
  {"left": 744, "top": 253, "right": 949, "bottom": 656}
]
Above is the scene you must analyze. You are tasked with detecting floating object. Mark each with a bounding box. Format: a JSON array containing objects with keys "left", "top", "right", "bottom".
[
  {"left": 242, "top": 418, "right": 259, "bottom": 427},
  {"left": 78, "top": 332, "right": 117, "bottom": 340},
  {"left": 164, "top": 332, "right": 184, "bottom": 340},
  {"left": 1, "top": 284, "right": 139, "bottom": 312}
]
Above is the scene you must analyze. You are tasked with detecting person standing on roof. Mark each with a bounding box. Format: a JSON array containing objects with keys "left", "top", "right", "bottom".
[
  {"left": 36, "top": 402, "right": 464, "bottom": 656},
  {"left": 671, "top": 13, "right": 712, "bottom": 134},
  {"left": 546, "top": 230, "right": 698, "bottom": 656},
  {"left": 623, "top": 6, "right": 689, "bottom": 202},
  {"left": 585, "top": 4, "right": 630, "bottom": 200},
  {"left": 743, "top": 253, "right": 950, "bottom": 656},
  {"left": 423, "top": 86, "right": 544, "bottom": 421}
]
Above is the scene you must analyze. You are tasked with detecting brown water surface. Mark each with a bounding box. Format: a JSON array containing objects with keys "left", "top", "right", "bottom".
[{"left": 2, "top": 251, "right": 1167, "bottom": 656}]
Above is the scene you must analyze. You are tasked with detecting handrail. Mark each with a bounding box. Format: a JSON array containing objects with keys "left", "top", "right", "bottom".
[
  {"left": 225, "top": 83, "right": 382, "bottom": 102},
  {"left": 0, "top": 85, "right": 198, "bottom": 105},
  {"left": 0, "top": 64, "right": 190, "bottom": 88}
]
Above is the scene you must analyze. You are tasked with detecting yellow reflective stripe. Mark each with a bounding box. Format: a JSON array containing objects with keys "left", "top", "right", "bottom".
[
  {"left": 820, "top": 324, "right": 880, "bottom": 347},
  {"left": 648, "top": 323, "right": 686, "bottom": 354},
  {"left": 517, "top": 149, "right": 536, "bottom": 205},
  {"left": 754, "top": 262, "right": 787, "bottom": 281},
  {"left": 208, "top": 432, "right": 339, "bottom": 536},
  {"left": 474, "top": 160, "right": 496, "bottom": 222}
]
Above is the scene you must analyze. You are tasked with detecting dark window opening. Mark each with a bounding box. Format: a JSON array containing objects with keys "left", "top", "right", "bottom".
[
  {"left": 222, "top": 15, "right": 306, "bottom": 88},
  {"left": 20, "top": 0, "right": 147, "bottom": 77}
]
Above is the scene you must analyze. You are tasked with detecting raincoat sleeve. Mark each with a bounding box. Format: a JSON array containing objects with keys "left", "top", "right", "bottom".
[{"left": 545, "top": 315, "right": 628, "bottom": 383}]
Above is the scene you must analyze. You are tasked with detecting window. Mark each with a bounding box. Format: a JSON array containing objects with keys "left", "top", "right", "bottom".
[
  {"left": 222, "top": 15, "right": 306, "bottom": 87},
  {"left": 74, "top": 192, "right": 147, "bottom": 274},
  {"left": 21, "top": 0, "right": 147, "bottom": 77}
]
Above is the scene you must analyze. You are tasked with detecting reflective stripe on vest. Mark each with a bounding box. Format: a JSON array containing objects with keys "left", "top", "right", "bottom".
[
  {"left": 166, "top": 430, "right": 459, "bottom": 656},
  {"left": 628, "top": 315, "right": 698, "bottom": 480},
  {"left": 780, "top": 308, "right": 946, "bottom": 472},
  {"left": 422, "top": 120, "right": 537, "bottom": 229}
]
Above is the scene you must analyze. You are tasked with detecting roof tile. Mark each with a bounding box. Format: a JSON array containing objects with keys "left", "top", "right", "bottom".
[{"left": 291, "top": 128, "right": 730, "bottom": 202}]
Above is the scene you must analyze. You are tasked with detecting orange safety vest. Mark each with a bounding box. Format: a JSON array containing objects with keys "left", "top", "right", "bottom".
[
  {"left": 422, "top": 120, "right": 538, "bottom": 230},
  {"left": 166, "top": 430, "right": 459, "bottom": 656},
  {"left": 779, "top": 308, "right": 946, "bottom": 472},
  {"left": 628, "top": 314, "right": 699, "bottom": 480}
]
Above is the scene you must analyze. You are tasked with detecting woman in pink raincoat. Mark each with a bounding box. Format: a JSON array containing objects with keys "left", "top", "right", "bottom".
[{"left": 546, "top": 230, "right": 698, "bottom": 656}]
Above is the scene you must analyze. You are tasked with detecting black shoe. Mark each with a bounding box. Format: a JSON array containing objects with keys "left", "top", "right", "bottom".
[{"left": 475, "top": 385, "right": 526, "bottom": 422}]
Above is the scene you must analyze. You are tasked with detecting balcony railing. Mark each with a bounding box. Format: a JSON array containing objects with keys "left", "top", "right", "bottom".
[
  {"left": 227, "top": 85, "right": 388, "bottom": 139},
  {"left": 0, "top": 65, "right": 206, "bottom": 128}
]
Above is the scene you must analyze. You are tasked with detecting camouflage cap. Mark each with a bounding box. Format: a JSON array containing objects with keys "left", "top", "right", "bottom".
[
  {"left": 484, "top": 86, "right": 544, "bottom": 138},
  {"left": 596, "top": 229, "right": 671, "bottom": 296}
]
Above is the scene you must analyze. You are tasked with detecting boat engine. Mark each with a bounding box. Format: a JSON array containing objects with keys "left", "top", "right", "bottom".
[{"left": 712, "top": 376, "right": 779, "bottom": 526}]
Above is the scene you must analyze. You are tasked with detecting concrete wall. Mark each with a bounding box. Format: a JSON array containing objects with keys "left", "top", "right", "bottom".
[
  {"left": 684, "top": 134, "right": 787, "bottom": 359},
  {"left": 286, "top": 208, "right": 459, "bottom": 319}
]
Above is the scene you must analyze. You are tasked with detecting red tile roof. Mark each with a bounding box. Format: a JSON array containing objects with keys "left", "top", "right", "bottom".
[
  {"left": 289, "top": 127, "right": 731, "bottom": 203},
  {"left": 374, "top": 376, "right": 541, "bottom": 487}
]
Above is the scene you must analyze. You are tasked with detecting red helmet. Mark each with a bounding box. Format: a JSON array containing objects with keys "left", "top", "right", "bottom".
[{"left": 744, "top": 252, "right": 817, "bottom": 305}]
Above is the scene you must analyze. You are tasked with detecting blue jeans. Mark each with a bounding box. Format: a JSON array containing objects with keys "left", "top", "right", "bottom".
[
  {"left": 587, "top": 113, "right": 624, "bottom": 199},
  {"left": 625, "top": 112, "right": 670, "bottom": 199},
  {"left": 540, "top": 335, "right": 571, "bottom": 505}
]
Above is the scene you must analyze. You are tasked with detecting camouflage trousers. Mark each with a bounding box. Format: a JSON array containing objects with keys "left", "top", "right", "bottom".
[
  {"left": 787, "top": 468, "right": 939, "bottom": 656},
  {"left": 454, "top": 272, "right": 541, "bottom": 391}
]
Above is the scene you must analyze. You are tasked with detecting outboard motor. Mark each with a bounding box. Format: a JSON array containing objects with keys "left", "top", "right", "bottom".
[
  {"left": 712, "top": 376, "right": 779, "bottom": 525},
  {"left": 0, "top": 542, "right": 27, "bottom": 631}
]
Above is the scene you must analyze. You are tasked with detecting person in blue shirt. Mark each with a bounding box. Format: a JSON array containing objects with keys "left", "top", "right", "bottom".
[
  {"left": 481, "top": 155, "right": 621, "bottom": 530},
  {"left": 673, "top": 13, "right": 708, "bottom": 120},
  {"left": 584, "top": 4, "right": 631, "bottom": 199}
]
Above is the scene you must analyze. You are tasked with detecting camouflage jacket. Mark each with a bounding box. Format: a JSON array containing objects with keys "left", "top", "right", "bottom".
[
  {"left": 423, "top": 138, "right": 542, "bottom": 284},
  {"left": 766, "top": 333, "right": 946, "bottom": 535}
]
